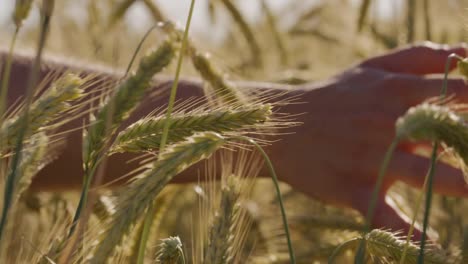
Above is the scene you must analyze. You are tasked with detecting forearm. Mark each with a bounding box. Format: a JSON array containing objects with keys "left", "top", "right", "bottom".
[{"left": 1, "top": 50, "right": 306, "bottom": 191}]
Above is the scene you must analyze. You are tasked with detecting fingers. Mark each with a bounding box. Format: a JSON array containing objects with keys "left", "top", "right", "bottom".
[
  {"left": 372, "top": 197, "right": 424, "bottom": 242},
  {"left": 384, "top": 75, "right": 468, "bottom": 109},
  {"left": 350, "top": 191, "right": 426, "bottom": 242},
  {"left": 389, "top": 150, "right": 468, "bottom": 198},
  {"left": 360, "top": 42, "right": 467, "bottom": 75}
]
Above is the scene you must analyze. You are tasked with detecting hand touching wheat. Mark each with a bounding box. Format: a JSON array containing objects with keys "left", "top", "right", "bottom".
[
  {"left": 270, "top": 42, "right": 468, "bottom": 239},
  {"left": 3, "top": 42, "right": 468, "bottom": 240}
]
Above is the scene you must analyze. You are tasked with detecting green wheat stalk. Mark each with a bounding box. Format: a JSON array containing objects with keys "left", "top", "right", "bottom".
[{"left": 135, "top": 1, "right": 196, "bottom": 263}]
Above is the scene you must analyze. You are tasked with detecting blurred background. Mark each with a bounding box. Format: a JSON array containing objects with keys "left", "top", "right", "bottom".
[{"left": 1, "top": 0, "right": 466, "bottom": 81}]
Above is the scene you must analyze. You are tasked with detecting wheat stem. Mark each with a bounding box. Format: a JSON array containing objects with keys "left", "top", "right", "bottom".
[
  {"left": 0, "top": 28, "right": 19, "bottom": 125},
  {"left": 355, "top": 137, "right": 400, "bottom": 263},
  {"left": 0, "top": 1, "right": 54, "bottom": 243},
  {"left": 417, "top": 54, "right": 456, "bottom": 264},
  {"left": 328, "top": 238, "right": 360, "bottom": 263},
  {"left": 220, "top": 0, "right": 262, "bottom": 67},
  {"left": 125, "top": 24, "right": 160, "bottom": 77},
  {"left": 135, "top": 1, "right": 196, "bottom": 263},
  {"left": 232, "top": 136, "right": 295, "bottom": 264},
  {"left": 69, "top": 40, "right": 175, "bottom": 236},
  {"left": 357, "top": 0, "right": 371, "bottom": 32}
]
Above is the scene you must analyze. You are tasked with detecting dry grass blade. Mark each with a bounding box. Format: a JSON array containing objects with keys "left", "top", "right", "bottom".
[
  {"left": 0, "top": 73, "right": 84, "bottom": 152},
  {"left": 90, "top": 132, "right": 225, "bottom": 263},
  {"left": 357, "top": 0, "right": 371, "bottom": 32},
  {"left": 261, "top": 0, "right": 288, "bottom": 65},
  {"left": 110, "top": 104, "right": 272, "bottom": 153},
  {"left": 220, "top": 0, "right": 262, "bottom": 67},
  {"left": 204, "top": 175, "right": 240, "bottom": 264},
  {"left": 142, "top": 0, "right": 167, "bottom": 23},
  {"left": 406, "top": 0, "right": 416, "bottom": 43},
  {"left": 108, "top": 0, "right": 136, "bottom": 28},
  {"left": 155, "top": 236, "right": 185, "bottom": 264}
]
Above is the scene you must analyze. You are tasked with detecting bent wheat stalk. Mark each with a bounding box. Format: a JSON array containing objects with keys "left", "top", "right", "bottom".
[
  {"left": 90, "top": 132, "right": 225, "bottom": 263},
  {"left": 70, "top": 40, "right": 176, "bottom": 235}
]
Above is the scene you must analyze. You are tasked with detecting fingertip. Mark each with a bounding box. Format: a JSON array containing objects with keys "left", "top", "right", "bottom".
[{"left": 448, "top": 43, "right": 468, "bottom": 58}]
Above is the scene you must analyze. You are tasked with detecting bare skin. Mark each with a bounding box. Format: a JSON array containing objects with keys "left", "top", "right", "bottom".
[{"left": 2, "top": 42, "right": 468, "bottom": 239}]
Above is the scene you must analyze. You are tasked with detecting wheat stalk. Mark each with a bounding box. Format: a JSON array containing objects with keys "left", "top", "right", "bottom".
[
  {"left": 84, "top": 39, "right": 175, "bottom": 168},
  {"left": 219, "top": 0, "right": 262, "bottom": 67},
  {"left": 365, "top": 229, "right": 449, "bottom": 264},
  {"left": 204, "top": 175, "right": 240, "bottom": 264},
  {"left": 191, "top": 52, "right": 244, "bottom": 105},
  {"left": 396, "top": 102, "right": 468, "bottom": 181},
  {"left": 90, "top": 132, "right": 225, "bottom": 263},
  {"left": 155, "top": 236, "right": 185, "bottom": 264},
  {"left": 13, "top": 0, "right": 33, "bottom": 28},
  {"left": 13, "top": 132, "right": 49, "bottom": 204},
  {"left": 142, "top": 0, "right": 166, "bottom": 23},
  {"left": 108, "top": 0, "right": 136, "bottom": 28},
  {"left": 110, "top": 104, "right": 272, "bottom": 153},
  {"left": 0, "top": 73, "right": 84, "bottom": 152},
  {"left": 457, "top": 58, "right": 468, "bottom": 78}
]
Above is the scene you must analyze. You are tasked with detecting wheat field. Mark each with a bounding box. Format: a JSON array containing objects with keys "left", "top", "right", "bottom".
[{"left": 1, "top": 0, "right": 468, "bottom": 263}]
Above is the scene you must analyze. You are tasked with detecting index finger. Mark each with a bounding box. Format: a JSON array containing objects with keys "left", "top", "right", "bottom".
[{"left": 360, "top": 42, "right": 467, "bottom": 75}]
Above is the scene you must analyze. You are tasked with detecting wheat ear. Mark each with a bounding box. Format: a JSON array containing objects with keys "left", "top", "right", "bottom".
[
  {"left": 204, "top": 176, "right": 240, "bottom": 264},
  {"left": 13, "top": 132, "right": 49, "bottom": 204},
  {"left": 155, "top": 236, "right": 185, "bottom": 264},
  {"left": 396, "top": 103, "right": 468, "bottom": 180},
  {"left": 458, "top": 58, "right": 468, "bottom": 79},
  {"left": 111, "top": 104, "right": 271, "bottom": 153},
  {"left": 365, "top": 229, "right": 448, "bottom": 264},
  {"left": 90, "top": 132, "right": 225, "bottom": 263},
  {"left": 191, "top": 52, "right": 244, "bottom": 105},
  {"left": 330, "top": 229, "right": 449, "bottom": 263},
  {"left": 0, "top": 73, "right": 84, "bottom": 152},
  {"left": 83, "top": 39, "right": 175, "bottom": 168},
  {"left": 13, "top": 0, "right": 33, "bottom": 28}
]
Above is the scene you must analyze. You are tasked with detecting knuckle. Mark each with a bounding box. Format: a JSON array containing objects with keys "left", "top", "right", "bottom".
[{"left": 408, "top": 42, "right": 449, "bottom": 55}]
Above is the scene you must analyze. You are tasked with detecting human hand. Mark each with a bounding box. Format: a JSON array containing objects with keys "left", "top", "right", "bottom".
[{"left": 270, "top": 42, "right": 468, "bottom": 239}]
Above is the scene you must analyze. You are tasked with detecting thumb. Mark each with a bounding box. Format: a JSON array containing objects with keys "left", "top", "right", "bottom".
[{"left": 360, "top": 42, "right": 467, "bottom": 75}]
